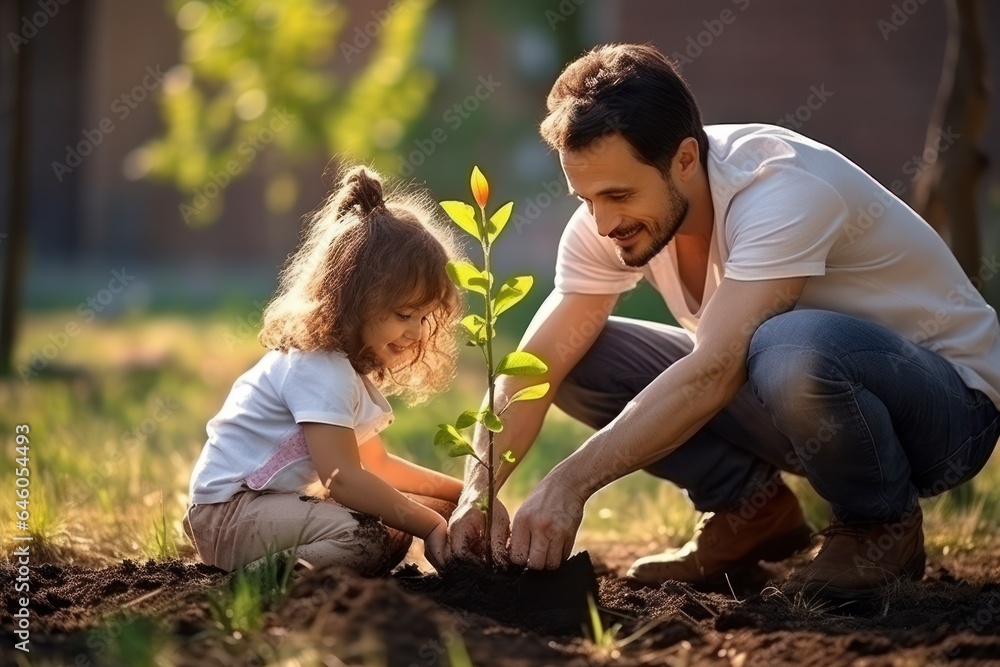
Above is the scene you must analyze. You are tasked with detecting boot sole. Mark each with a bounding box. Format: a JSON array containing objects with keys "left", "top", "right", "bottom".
[
  {"left": 801, "top": 550, "right": 926, "bottom": 600},
  {"left": 699, "top": 523, "right": 816, "bottom": 586}
]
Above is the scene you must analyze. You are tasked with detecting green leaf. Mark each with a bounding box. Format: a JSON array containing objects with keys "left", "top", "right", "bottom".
[
  {"left": 434, "top": 424, "right": 475, "bottom": 458},
  {"left": 455, "top": 410, "right": 478, "bottom": 430},
  {"left": 495, "top": 351, "right": 548, "bottom": 377},
  {"left": 445, "top": 440, "right": 476, "bottom": 458},
  {"left": 461, "top": 314, "right": 488, "bottom": 346},
  {"left": 434, "top": 423, "right": 463, "bottom": 445},
  {"left": 446, "top": 261, "right": 488, "bottom": 296},
  {"left": 440, "top": 201, "right": 481, "bottom": 240},
  {"left": 508, "top": 382, "right": 550, "bottom": 405},
  {"left": 478, "top": 409, "right": 503, "bottom": 433},
  {"left": 501, "top": 450, "right": 516, "bottom": 463},
  {"left": 487, "top": 201, "right": 514, "bottom": 243},
  {"left": 492, "top": 275, "right": 533, "bottom": 318}
]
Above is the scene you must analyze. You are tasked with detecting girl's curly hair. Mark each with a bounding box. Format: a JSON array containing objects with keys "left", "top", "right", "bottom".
[{"left": 259, "top": 165, "right": 463, "bottom": 405}]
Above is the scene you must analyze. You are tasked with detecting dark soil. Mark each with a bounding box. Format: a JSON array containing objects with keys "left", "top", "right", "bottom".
[
  {"left": 3, "top": 542, "right": 1000, "bottom": 666},
  {"left": 395, "top": 551, "right": 600, "bottom": 636}
]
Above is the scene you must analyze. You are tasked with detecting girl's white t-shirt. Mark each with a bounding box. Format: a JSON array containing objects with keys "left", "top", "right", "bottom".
[
  {"left": 554, "top": 123, "right": 1000, "bottom": 410},
  {"left": 188, "top": 348, "right": 394, "bottom": 504}
]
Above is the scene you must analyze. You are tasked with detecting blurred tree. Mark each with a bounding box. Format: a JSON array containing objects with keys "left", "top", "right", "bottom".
[
  {"left": 0, "top": 0, "right": 32, "bottom": 377},
  {"left": 135, "top": 0, "right": 437, "bottom": 226},
  {"left": 913, "top": 0, "right": 989, "bottom": 280},
  {"left": 912, "top": 0, "right": 989, "bottom": 510}
]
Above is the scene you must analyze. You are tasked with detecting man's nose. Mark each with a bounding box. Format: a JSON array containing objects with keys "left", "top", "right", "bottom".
[{"left": 593, "top": 202, "right": 619, "bottom": 237}]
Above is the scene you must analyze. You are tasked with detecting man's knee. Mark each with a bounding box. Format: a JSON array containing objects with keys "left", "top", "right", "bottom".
[
  {"left": 748, "top": 310, "right": 802, "bottom": 359},
  {"left": 748, "top": 312, "right": 839, "bottom": 415}
]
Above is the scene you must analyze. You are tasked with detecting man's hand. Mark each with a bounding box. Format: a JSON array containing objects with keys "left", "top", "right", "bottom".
[
  {"left": 446, "top": 493, "right": 512, "bottom": 564},
  {"left": 422, "top": 517, "right": 449, "bottom": 572},
  {"left": 510, "top": 475, "right": 585, "bottom": 570}
]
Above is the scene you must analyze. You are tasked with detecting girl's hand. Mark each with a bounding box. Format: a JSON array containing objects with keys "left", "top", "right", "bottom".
[{"left": 422, "top": 517, "right": 449, "bottom": 572}]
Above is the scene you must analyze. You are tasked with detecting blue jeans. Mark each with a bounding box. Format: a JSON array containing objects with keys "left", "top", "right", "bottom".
[{"left": 554, "top": 310, "right": 1000, "bottom": 523}]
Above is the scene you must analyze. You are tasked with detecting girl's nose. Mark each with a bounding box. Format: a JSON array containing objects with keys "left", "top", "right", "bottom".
[{"left": 406, "top": 319, "right": 423, "bottom": 340}]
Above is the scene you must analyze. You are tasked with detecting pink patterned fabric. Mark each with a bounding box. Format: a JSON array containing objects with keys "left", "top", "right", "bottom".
[{"left": 245, "top": 426, "right": 310, "bottom": 490}]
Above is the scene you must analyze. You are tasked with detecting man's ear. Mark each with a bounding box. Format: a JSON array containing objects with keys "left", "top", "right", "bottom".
[{"left": 673, "top": 137, "right": 701, "bottom": 182}]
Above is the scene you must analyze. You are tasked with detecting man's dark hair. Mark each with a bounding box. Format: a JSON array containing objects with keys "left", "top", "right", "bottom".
[{"left": 540, "top": 43, "right": 709, "bottom": 171}]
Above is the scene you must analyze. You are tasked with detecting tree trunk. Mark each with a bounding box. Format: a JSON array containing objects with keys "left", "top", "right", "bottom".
[
  {"left": 0, "top": 0, "right": 33, "bottom": 377},
  {"left": 912, "top": 0, "right": 989, "bottom": 280}
]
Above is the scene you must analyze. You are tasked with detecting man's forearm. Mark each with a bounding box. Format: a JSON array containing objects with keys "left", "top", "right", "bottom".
[{"left": 553, "top": 352, "right": 743, "bottom": 500}]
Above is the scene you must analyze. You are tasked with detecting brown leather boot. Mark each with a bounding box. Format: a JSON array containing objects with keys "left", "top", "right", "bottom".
[
  {"left": 627, "top": 479, "right": 814, "bottom": 586},
  {"left": 786, "top": 505, "right": 925, "bottom": 599}
]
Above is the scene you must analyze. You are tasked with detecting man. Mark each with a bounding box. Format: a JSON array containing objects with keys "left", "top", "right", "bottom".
[{"left": 446, "top": 44, "right": 1000, "bottom": 598}]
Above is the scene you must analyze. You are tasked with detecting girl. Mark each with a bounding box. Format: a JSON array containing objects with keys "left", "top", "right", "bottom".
[{"left": 183, "top": 166, "right": 464, "bottom": 575}]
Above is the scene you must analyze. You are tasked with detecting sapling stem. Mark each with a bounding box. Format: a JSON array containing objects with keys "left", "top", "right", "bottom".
[
  {"left": 435, "top": 166, "right": 549, "bottom": 572},
  {"left": 481, "top": 202, "right": 496, "bottom": 570}
]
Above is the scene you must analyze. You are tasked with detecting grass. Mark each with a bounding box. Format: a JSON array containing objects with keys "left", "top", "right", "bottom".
[
  {"left": 207, "top": 549, "right": 297, "bottom": 635},
  {"left": 147, "top": 492, "right": 180, "bottom": 560},
  {"left": 584, "top": 593, "right": 623, "bottom": 657},
  {"left": 2, "top": 309, "right": 999, "bottom": 571},
  {"left": 90, "top": 615, "right": 178, "bottom": 667}
]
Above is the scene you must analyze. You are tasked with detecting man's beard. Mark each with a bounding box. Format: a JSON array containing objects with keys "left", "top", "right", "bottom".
[{"left": 615, "top": 178, "right": 689, "bottom": 268}]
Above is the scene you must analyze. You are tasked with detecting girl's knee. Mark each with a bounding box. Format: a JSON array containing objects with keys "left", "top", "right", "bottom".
[{"left": 302, "top": 511, "right": 403, "bottom": 576}]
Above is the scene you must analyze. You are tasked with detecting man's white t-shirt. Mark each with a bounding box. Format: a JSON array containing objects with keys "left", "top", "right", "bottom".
[
  {"left": 189, "top": 349, "right": 394, "bottom": 504},
  {"left": 554, "top": 123, "right": 1000, "bottom": 409}
]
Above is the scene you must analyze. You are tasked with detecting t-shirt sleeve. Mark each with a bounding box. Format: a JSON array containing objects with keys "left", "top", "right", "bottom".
[
  {"left": 554, "top": 203, "right": 644, "bottom": 295},
  {"left": 279, "top": 351, "right": 360, "bottom": 428},
  {"left": 724, "top": 166, "right": 848, "bottom": 281}
]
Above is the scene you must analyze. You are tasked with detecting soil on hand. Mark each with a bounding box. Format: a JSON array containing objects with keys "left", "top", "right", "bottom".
[{"left": 3, "top": 541, "right": 1000, "bottom": 666}]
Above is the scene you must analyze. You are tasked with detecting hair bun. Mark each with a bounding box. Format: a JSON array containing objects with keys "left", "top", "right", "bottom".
[{"left": 338, "top": 167, "right": 386, "bottom": 217}]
